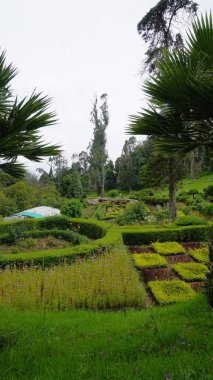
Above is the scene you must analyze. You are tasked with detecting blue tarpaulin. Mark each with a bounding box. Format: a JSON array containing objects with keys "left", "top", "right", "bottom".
[{"left": 14, "top": 211, "right": 44, "bottom": 219}]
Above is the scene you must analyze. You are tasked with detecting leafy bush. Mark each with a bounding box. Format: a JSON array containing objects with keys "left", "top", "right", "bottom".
[
  {"left": 175, "top": 216, "right": 207, "bottom": 226},
  {"left": 198, "top": 202, "right": 213, "bottom": 217},
  {"left": 172, "top": 263, "right": 208, "bottom": 281},
  {"left": 148, "top": 280, "right": 196, "bottom": 304},
  {"left": 61, "top": 199, "right": 82, "bottom": 218},
  {"left": 107, "top": 189, "right": 119, "bottom": 198},
  {"left": 132, "top": 253, "right": 167, "bottom": 268},
  {"left": 189, "top": 247, "right": 209, "bottom": 263},
  {"left": 117, "top": 201, "right": 149, "bottom": 225},
  {"left": 122, "top": 225, "right": 213, "bottom": 245},
  {"left": 151, "top": 241, "right": 185, "bottom": 255},
  {"left": 204, "top": 185, "right": 213, "bottom": 201},
  {"left": 153, "top": 206, "right": 169, "bottom": 221},
  {"left": 188, "top": 189, "right": 199, "bottom": 198}
]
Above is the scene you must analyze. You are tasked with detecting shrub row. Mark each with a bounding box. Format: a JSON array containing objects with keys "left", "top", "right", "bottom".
[
  {"left": 0, "top": 229, "right": 88, "bottom": 245},
  {"left": 122, "top": 225, "right": 213, "bottom": 245},
  {"left": 0, "top": 216, "right": 108, "bottom": 240},
  {"left": 0, "top": 228, "right": 122, "bottom": 268}
]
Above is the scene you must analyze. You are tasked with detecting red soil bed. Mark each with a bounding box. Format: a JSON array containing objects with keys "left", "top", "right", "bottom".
[
  {"left": 190, "top": 281, "right": 205, "bottom": 292},
  {"left": 181, "top": 242, "right": 205, "bottom": 251},
  {"left": 129, "top": 247, "right": 154, "bottom": 254},
  {"left": 141, "top": 268, "right": 177, "bottom": 282},
  {"left": 166, "top": 255, "right": 194, "bottom": 264}
]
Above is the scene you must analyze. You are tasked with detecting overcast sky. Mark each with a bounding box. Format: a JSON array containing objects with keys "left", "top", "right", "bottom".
[{"left": 0, "top": 0, "right": 212, "bottom": 172}]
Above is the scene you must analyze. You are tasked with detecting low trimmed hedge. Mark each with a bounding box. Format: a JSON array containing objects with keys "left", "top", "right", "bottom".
[
  {"left": 172, "top": 263, "right": 208, "bottom": 281},
  {"left": 0, "top": 216, "right": 109, "bottom": 240},
  {"left": 148, "top": 280, "right": 196, "bottom": 304},
  {"left": 0, "top": 229, "right": 88, "bottom": 245},
  {"left": 122, "top": 225, "right": 213, "bottom": 246},
  {"left": 132, "top": 253, "right": 167, "bottom": 269},
  {"left": 0, "top": 228, "right": 122, "bottom": 268},
  {"left": 151, "top": 241, "right": 185, "bottom": 255},
  {"left": 189, "top": 247, "right": 209, "bottom": 264}
]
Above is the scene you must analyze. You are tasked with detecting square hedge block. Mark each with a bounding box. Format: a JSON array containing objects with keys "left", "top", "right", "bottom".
[
  {"left": 188, "top": 247, "right": 209, "bottom": 264},
  {"left": 132, "top": 253, "right": 167, "bottom": 269},
  {"left": 148, "top": 280, "right": 196, "bottom": 304},
  {"left": 151, "top": 241, "right": 185, "bottom": 255},
  {"left": 172, "top": 262, "right": 208, "bottom": 281}
]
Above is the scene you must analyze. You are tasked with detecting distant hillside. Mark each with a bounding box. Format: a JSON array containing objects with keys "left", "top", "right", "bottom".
[{"left": 181, "top": 173, "right": 213, "bottom": 192}]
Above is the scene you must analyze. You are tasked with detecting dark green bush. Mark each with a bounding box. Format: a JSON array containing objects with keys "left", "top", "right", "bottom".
[
  {"left": 117, "top": 201, "right": 149, "bottom": 225},
  {"left": 122, "top": 225, "right": 213, "bottom": 245},
  {"left": 204, "top": 185, "right": 213, "bottom": 201},
  {"left": 175, "top": 216, "right": 207, "bottom": 226},
  {"left": 61, "top": 199, "right": 82, "bottom": 218},
  {"left": 107, "top": 189, "right": 119, "bottom": 198}
]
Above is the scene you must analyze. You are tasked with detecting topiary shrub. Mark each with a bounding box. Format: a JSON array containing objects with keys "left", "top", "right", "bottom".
[
  {"left": 61, "top": 199, "right": 82, "bottom": 218},
  {"left": 172, "top": 263, "right": 208, "bottom": 281},
  {"left": 148, "top": 280, "right": 196, "bottom": 304},
  {"left": 132, "top": 253, "right": 167, "bottom": 268},
  {"left": 151, "top": 241, "right": 185, "bottom": 255},
  {"left": 188, "top": 247, "right": 209, "bottom": 263},
  {"left": 188, "top": 189, "right": 199, "bottom": 199},
  {"left": 204, "top": 185, "right": 213, "bottom": 201},
  {"left": 175, "top": 215, "right": 207, "bottom": 226}
]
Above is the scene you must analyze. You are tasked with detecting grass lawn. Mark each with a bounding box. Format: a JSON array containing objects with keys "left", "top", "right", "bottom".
[
  {"left": 181, "top": 173, "right": 213, "bottom": 192},
  {"left": 0, "top": 294, "right": 212, "bottom": 380}
]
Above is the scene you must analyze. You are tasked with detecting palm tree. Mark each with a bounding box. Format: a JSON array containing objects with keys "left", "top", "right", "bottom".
[
  {"left": 128, "top": 13, "right": 213, "bottom": 219},
  {"left": 0, "top": 51, "right": 61, "bottom": 178}
]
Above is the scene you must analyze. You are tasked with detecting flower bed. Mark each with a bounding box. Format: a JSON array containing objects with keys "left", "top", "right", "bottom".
[
  {"left": 132, "top": 253, "right": 167, "bottom": 269},
  {"left": 148, "top": 280, "right": 196, "bottom": 304},
  {"left": 172, "top": 263, "right": 208, "bottom": 281},
  {"left": 142, "top": 268, "right": 176, "bottom": 282},
  {"left": 151, "top": 241, "right": 185, "bottom": 255},
  {"left": 188, "top": 247, "right": 209, "bottom": 263}
]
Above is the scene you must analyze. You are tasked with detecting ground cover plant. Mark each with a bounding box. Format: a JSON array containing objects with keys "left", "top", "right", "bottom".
[
  {"left": 188, "top": 247, "right": 209, "bottom": 263},
  {"left": 132, "top": 253, "right": 167, "bottom": 268},
  {"left": 152, "top": 241, "right": 185, "bottom": 255},
  {"left": 0, "top": 247, "right": 147, "bottom": 310},
  {"left": 0, "top": 295, "right": 212, "bottom": 380},
  {"left": 172, "top": 263, "right": 208, "bottom": 281},
  {"left": 148, "top": 280, "right": 196, "bottom": 305}
]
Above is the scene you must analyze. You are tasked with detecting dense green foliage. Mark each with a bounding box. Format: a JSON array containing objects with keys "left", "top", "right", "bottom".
[
  {"left": 117, "top": 201, "right": 149, "bottom": 225},
  {"left": 175, "top": 215, "right": 207, "bottom": 226},
  {"left": 189, "top": 247, "right": 209, "bottom": 263},
  {"left": 61, "top": 199, "right": 83, "bottom": 218}
]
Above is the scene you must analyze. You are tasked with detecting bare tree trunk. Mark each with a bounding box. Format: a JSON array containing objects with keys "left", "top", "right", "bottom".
[
  {"left": 168, "top": 157, "right": 176, "bottom": 220},
  {"left": 190, "top": 152, "right": 196, "bottom": 180},
  {"left": 207, "top": 242, "right": 213, "bottom": 308},
  {"left": 100, "top": 166, "right": 105, "bottom": 198}
]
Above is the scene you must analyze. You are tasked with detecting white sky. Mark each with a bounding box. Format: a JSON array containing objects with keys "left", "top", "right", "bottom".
[{"left": 0, "top": 0, "right": 212, "bottom": 172}]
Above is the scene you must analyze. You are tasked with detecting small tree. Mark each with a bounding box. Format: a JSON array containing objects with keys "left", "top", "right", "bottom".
[{"left": 61, "top": 199, "right": 82, "bottom": 218}]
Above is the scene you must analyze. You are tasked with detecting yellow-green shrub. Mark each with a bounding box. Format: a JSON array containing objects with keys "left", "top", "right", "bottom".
[
  {"left": 172, "top": 263, "right": 208, "bottom": 281},
  {"left": 132, "top": 253, "right": 167, "bottom": 268},
  {"left": 189, "top": 247, "right": 209, "bottom": 264},
  {"left": 148, "top": 280, "right": 196, "bottom": 304},
  {"left": 152, "top": 241, "right": 185, "bottom": 255}
]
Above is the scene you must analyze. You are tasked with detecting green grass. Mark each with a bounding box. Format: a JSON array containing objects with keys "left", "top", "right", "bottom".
[
  {"left": 0, "top": 295, "right": 212, "bottom": 379},
  {"left": 172, "top": 263, "right": 208, "bottom": 281},
  {"left": 181, "top": 173, "right": 213, "bottom": 192}
]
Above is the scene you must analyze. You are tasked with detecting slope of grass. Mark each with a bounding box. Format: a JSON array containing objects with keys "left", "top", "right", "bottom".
[
  {"left": 0, "top": 294, "right": 212, "bottom": 379},
  {"left": 181, "top": 173, "right": 213, "bottom": 192}
]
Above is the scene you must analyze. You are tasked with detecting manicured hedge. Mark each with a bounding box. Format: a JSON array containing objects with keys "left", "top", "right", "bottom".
[
  {"left": 122, "top": 225, "right": 213, "bottom": 246},
  {"left": 0, "top": 228, "right": 122, "bottom": 268},
  {"left": 0, "top": 216, "right": 109, "bottom": 240}
]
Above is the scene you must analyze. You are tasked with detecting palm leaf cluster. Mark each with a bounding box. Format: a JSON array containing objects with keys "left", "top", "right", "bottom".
[
  {"left": 0, "top": 51, "right": 61, "bottom": 178},
  {"left": 128, "top": 13, "right": 213, "bottom": 156}
]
